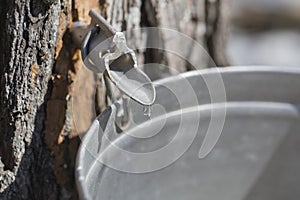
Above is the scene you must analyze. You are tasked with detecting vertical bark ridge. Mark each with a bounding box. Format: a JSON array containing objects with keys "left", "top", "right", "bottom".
[{"left": 0, "top": 0, "right": 61, "bottom": 199}]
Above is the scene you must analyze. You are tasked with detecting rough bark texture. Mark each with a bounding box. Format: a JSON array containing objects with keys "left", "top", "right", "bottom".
[
  {"left": 0, "top": 0, "right": 228, "bottom": 199},
  {"left": 0, "top": 0, "right": 60, "bottom": 199}
]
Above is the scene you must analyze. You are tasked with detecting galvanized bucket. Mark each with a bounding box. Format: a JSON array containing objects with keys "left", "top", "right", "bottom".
[{"left": 76, "top": 66, "right": 300, "bottom": 200}]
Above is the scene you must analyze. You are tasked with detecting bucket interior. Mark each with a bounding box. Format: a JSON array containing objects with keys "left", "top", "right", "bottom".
[{"left": 84, "top": 104, "right": 300, "bottom": 200}]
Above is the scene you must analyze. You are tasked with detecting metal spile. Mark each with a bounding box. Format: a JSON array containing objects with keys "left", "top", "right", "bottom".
[{"left": 81, "top": 9, "right": 156, "bottom": 106}]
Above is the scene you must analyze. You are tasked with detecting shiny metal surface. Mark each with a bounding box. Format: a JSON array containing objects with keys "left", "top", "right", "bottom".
[{"left": 76, "top": 66, "right": 300, "bottom": 200}]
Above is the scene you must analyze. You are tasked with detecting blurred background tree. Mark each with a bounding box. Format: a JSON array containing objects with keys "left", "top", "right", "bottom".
[{"left": 228, "top": 0, "right": 300, "bottom": 67}]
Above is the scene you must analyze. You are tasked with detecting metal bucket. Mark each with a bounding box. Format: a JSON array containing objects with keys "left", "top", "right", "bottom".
[{"left": 76, "top": 66, "right": 300, "bottom": 200}]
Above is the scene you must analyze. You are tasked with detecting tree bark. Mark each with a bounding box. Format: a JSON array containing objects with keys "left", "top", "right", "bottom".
[
  {"left": 0, "top": 0, "right": 61, "bottom": 199},
  {"left": 0, "top": 0, "right": 229, "bottom": 199}
]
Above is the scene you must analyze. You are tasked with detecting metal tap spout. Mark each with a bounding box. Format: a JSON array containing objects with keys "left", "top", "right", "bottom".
[{"left": 77, "top": 9, "right": 156, "bottom": 106}]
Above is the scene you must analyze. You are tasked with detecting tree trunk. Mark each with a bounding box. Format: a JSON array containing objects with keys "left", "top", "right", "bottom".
[{"left": 0, "top": 0, "right": 228, "bottom": 199}]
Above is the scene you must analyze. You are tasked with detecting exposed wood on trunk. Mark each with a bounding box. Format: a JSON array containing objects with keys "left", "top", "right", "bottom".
[{"left": 44, "top": 0, "right": 102, "bottom": 199}]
